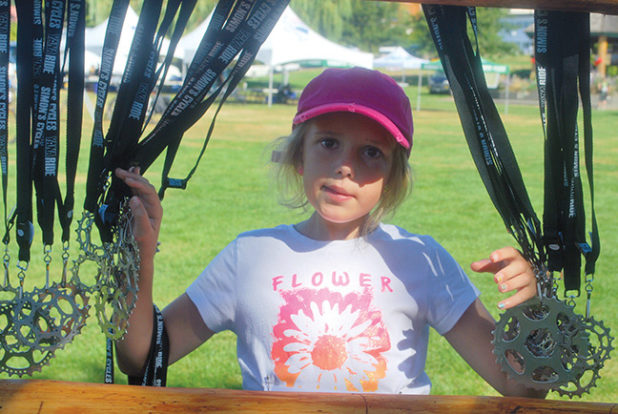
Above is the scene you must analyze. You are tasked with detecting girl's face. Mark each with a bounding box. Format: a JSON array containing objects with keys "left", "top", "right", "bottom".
[{"left": 299, "top": 112, "right": 395, "bottom": 240}]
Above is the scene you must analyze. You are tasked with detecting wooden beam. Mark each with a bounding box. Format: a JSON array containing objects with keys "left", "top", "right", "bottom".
[
  {"left": 375, "top": 0, "right": 618, "bottom": 15},
  {"left": 0, "top": 379, "right": 615, "bottom": 413}
]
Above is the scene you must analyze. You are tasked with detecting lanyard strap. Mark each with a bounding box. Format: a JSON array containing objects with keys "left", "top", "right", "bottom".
[
  {"left": 91, "top": 0, "right": 288, "bottom": 235},
  {"left": 128, "top": 305, "right": 169, "bottom": 386},
  {"left": 423, "top": 5, "right": 545, "bottom": 270},
  {"left": 15, "top": 1, "right": 35, "bottom": 263},
  {"left": 0, "top": 2, "right": 9, "bottom": 247},
  {"left": 134, "top": 0, "right": 289, "bottom": 199},
  {"left": 59, "top": 0, "right": 86, "bottom": 243},
  {"left": 535, "top": 11, "right": 598, "bottom": 294},
  {"left": 106, "top": 305, "right": 169, "bottom": 386},
  {"left": 84, "top": 0, "right": 129, "bottom": 217},
  {"left": 32, "top": 0, "right": 66, "bottom": 247}
]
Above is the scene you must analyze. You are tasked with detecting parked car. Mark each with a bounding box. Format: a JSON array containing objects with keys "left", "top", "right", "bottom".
[{"left": 429, "top": 71, "right": 450, "bottom": 94}]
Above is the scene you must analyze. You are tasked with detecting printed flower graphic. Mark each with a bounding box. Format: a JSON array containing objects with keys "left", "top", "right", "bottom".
[{"left": 272, "top": 288, "right": 389, "bottom": 392}]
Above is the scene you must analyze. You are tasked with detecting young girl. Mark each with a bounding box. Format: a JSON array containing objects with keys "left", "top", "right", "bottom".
[{"left": 115, "top": 67, "right": 543, "bottom": 397}]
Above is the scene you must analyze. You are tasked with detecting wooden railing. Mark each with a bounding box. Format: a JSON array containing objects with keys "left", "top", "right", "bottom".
[
  {"left": 0, "top": 379, "right": 614, "bottom": 413},
  {"left": 378, "top": 0, "right": 618, "bottom": 14}
]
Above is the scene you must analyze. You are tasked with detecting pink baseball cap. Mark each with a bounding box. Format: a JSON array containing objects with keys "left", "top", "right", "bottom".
[{"left": 293, "top": 67, "right": 413, "bottom": 152}]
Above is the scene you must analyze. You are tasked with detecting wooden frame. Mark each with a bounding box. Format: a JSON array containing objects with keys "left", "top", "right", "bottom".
[
  {"left": 1, "top": 0, "right": 615, "bottom": 411},
  {"left": 377, "top": 0, "right": 618, "bottom": 14},
  {"left": 0, "top": 380, "right": 615, "bottom": 413}
]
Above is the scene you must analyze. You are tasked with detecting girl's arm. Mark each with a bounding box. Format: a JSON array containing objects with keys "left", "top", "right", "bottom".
[
  {"left": 444, "top": 298, "right": 547, "bottom": 398},
  {"left": 444, "top": 247, "right": 545, "bottom": 397},
  {"left": 114, "top": 168, "right": 214, "bottom": 376}
]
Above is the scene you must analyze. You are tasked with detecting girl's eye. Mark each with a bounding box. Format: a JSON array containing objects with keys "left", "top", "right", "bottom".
[
  {"left": 320, "top": 137, "right": 338, "bottom": 149},
  {"left": 364, "top": 146, "right": 384, "bottom": 159}
]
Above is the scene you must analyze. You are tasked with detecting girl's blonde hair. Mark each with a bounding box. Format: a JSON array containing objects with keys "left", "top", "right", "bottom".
[{"left": 273, "top": 121, "right": 412, "bottom": 235}]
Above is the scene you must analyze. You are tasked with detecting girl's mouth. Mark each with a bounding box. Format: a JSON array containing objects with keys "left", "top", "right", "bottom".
[{"left": 322, "top": 185, "right": 353, "bottom": 201}]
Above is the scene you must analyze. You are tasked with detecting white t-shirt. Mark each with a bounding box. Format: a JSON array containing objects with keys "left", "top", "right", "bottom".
[{"left": 186, "top": 223, "right": 480, "bottom": 394}]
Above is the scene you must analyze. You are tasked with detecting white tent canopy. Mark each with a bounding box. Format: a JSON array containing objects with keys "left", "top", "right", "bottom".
[
  {"left": 85, "top": 6, "right": 183, "bottom": 77},
  {"left": 178, "top": 6, "right": 373, "bottom": 69},
  {"left": 256, "top": 7, "right": 373, "bottom": 68},
  {"left": 374, "top": 46, "right": 428, "bottom": 70}
]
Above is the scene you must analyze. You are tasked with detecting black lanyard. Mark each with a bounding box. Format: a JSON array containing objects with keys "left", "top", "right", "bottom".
[
  {"left": 0, "top": 2, "right": 9, "bottom": 250},
  {"left": 423, "top": 5, "right": 546, "bottom": 271},
  {"left": 60, "top": 0, "right": 86, "bottom": 244},
  {"left": 32, "top": 0, "right": 66, "bottom": 247},
  {"left": 134, "top": 0, "right": 289, "bottom": 198},
  {"left": 15, "top": 1, "right": 35, "bottom": 263},
  {"left": 83, "top": 0, "right": 130, "bottom": 232},
  {"left": 423, "top": 5, "right": 599, "bottom": 296},
  {"left": 534, "top": 11, "right": 598, "bottom": 294},
  {"left": 87, "top": 0, "right": 288, "bottom": 242},
  {"left": 90, "top": 1, "right": 288, "bottom": 386}
]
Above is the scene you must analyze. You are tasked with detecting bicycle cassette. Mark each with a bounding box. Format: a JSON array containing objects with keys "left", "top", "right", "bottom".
[{"left": 492, "top": 295, "right": 613, "bottom": 397}]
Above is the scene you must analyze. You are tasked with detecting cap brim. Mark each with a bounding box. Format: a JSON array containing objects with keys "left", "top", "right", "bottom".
[{"left": 293, "top": 103, "right": 410, "bottom": 150}]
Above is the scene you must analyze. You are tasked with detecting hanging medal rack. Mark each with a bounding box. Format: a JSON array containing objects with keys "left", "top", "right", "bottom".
[
  {"left": 0, "top": 0, "right": 90, "bottom": 377},
  {"left": 423, "top": 4, "right": 613, "bottom": 398},
  {"left": 0, "top": 0, "right": 289, "bottom": 378}
]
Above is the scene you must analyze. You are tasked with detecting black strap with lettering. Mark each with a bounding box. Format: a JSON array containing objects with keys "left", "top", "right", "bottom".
[
  {"left": 423, "top": 5, "right": 546, "bottom": 269},
  {"left": 134, "top": 0, "right": 289, "bottom": 199},
  {"left": 60, "top": 0, "right": 86, "bottom": 243},
  {"left": 126, "top": 305, "right": 169, "bottom": 386},
  {"left": 534, "top": 11, "right": 598, "bottom": 294},
  {"left": 0, "top": 1, "right": 9, "bottom": 248},
  {"left": 32, "top": 0, "right": 66, "bottom": 247},
  {"left": 91, "top": 1, "right": 288, "bottom": 385},
  {"left": 90, "top": 0, "right": 288, "bottom": 237},
  {"left": 14, "top": 1, "right": 35, "bottom": 263},
  {"left": 423, "top": 5, "right": 599, "bottom": 295},
  {"left": 106, "top": 305, "right": 168, "bottom": 386},
  {"left": 83, "top": 0, "right": 130, "bottom": 241}
]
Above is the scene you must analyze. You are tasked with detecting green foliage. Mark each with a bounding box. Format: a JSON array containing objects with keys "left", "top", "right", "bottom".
[
  {"left": 293, "top": 0, "right": 414, "bottom": 54},
  {"left": 473, "top": 8, "right": 519, "bottom": 56},
  {"left": 408, "top": 7, "right": 519, "bottom": 58},
  {"left": 291, "top": 0, "right": 353, "bottom": 41},
  {"left": 340, "top": 0, "right": 412, "bottom": 53},
  {"left": 85, "top": 0, "right": 217, "bottom": 29}
]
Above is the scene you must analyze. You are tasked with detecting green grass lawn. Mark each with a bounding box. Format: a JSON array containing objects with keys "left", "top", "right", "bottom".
[{"left": 2, "top": 80, "right": 616, "bottom": 403}]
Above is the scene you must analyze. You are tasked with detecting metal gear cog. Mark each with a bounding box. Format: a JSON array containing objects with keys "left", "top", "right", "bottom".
[
  {"left": 12, "top": 284, "right": 90, "bottom": 352},
  {"left": 0, "top": 300, "right": 55, "bottom": 377},
  {"left": 553, "top": 316, "right": 614, "bottom": 398},
  {"left": 89, "top": 201, "right": 140, "bottom": 340},
  {"left": 493, "top": 296, "right": 590, "bottom": 391}
]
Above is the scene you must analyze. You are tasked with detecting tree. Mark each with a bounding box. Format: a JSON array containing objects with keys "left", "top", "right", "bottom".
[
  {"left": 340, "top": 0, "right": 413, "bottom": 53},
  {"left": 292, "top": 0, "right": 353, "bottom": 41},
  {"left": 408, "top": 7, "right": 519, "bottom": 58},
  {"left": 85, "top": 0, "right": 217, "bottom": 31}
]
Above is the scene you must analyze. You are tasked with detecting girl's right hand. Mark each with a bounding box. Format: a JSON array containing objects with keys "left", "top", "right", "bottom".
[{"left": 115, "top": 167, "right": 163, "bottom": 262}]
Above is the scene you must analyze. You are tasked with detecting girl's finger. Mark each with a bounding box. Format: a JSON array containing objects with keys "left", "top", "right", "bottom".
[
  {"left": 498, "top": 285, "right": 537, "bottom": 309},
  {"left": 494, "top": 260, "right": 531, "bottom": 284},
  {"left": 497, "top": 272, "right": 535, "bottom": 293}
]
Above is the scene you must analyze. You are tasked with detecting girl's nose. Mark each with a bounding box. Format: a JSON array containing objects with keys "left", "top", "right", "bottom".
[{"left": 335, "top": 151, "right": 355, "bottom": 178}]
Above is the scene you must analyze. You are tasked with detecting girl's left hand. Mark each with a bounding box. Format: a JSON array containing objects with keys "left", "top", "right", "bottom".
[{"left": 471, "top": 246, "right": 537, "bottom": 310}]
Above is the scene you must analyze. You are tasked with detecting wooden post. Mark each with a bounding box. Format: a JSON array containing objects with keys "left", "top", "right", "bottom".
[
  {"left": 598, "top": 35, "right": 609, "bottom": 77},
  {"left": 375, "top": 0, "right": 618, "bottom": 14},
  {"left": 0, "top": 379, "right": 615, "bottom": 413}
]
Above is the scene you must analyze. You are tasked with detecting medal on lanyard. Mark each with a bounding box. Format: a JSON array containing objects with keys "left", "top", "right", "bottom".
[
  {"left": 423, "top": 5, "right": 612, "bottom": 397},
  {"left": 76, "top": 0, "right": 288, "bottom": 344},
  {"left": 0, "top": 0, "right": 89, "bottom": 377}
]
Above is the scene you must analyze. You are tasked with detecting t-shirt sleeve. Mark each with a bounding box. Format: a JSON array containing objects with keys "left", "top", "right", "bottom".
[
  {"left": 425, "top": 241, "right": 480, "bottom": 335},
  {"left": 186, "top": 239, "right": 238, "bottom": 333}
]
